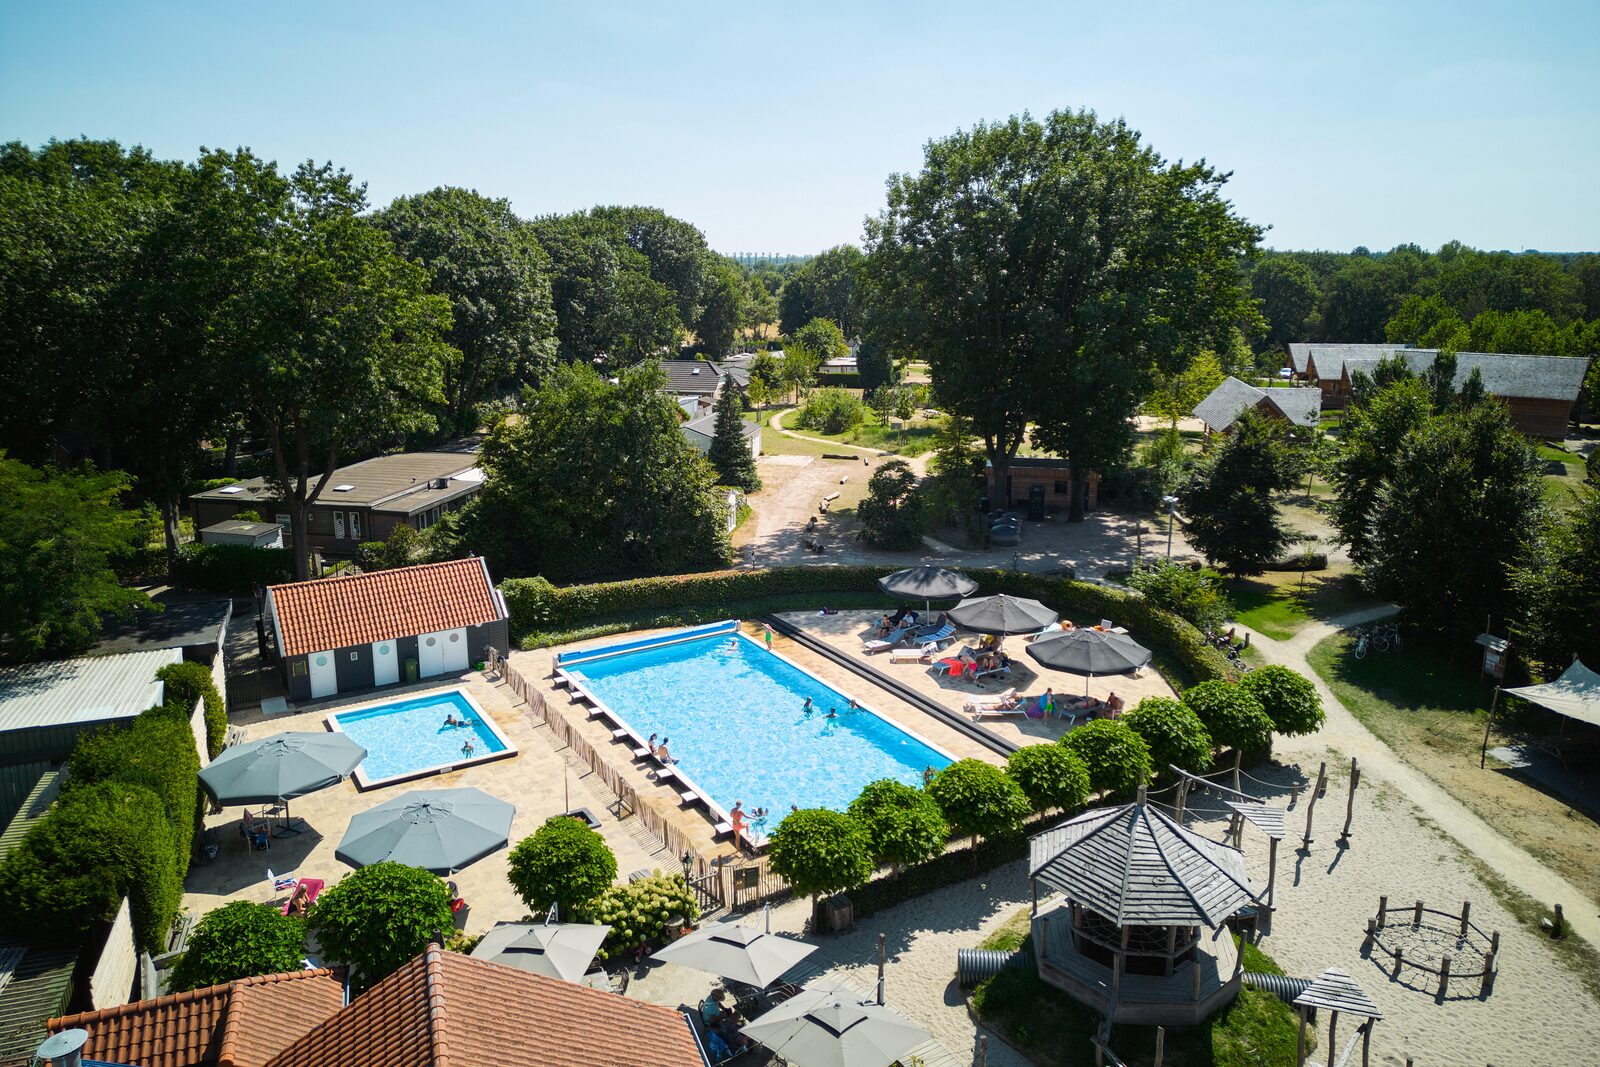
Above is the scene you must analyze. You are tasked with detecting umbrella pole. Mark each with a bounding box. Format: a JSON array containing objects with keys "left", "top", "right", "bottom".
[{"left": 274, "top": 798, "right": 303, "bottom": 838}]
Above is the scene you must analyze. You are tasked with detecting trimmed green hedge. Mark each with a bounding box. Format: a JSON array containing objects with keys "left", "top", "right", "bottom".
[
  {"left": 503, "top": 566, "right": 1236, "bottom": 688},
  {"left": 158, "top": 660, "right": 227, "bottom": 758},
  {"left": 175, "top": 542, "right": 293, "bottom": 593}
]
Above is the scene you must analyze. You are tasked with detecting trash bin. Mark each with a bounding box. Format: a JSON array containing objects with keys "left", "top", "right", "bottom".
[
  {"left": 404, "top": 657, "right": 419, "bottom": 683},
  {"left": 1028, "top": 484, "right": 1046, "bottom": 521}
]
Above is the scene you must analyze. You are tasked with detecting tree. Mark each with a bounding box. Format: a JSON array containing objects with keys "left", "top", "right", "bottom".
[
  {"left": 1510, "top": 490, "right": 1600, "bottom": 675},
  {"left": 1238, "top": 665, "right": 1325, "bottom": 737},
  {"left": 1182, "top": 681, "right": 1273, "bottom": 755},
  {"left": 466, "top": 362, "right": 732, "bottom": 581},
  {"left": 1146, "top": 351, "right": 1225, "bottom": 431},
  {"left": 1060, "top": 720, "right": 1154, "bottom": 796},
  {"left": 694, "top": 258, "right": 747, "bottom": 358},
  {"left": 777, "top": 345, "right": 821, "bottom": 403},
  {"left": 1319, "top": 256, "right": 1418, "bottom": 342},
  {"left": 588, "top": 206, "right": 712, "bottom": 326},
  {"left": 1385, "top": 294, "right": 1468, "bottom": 349},
  {"left": 168, "top": 902, "right": 306, "bottom": 992},
  {"left": 767, "top": 808, "right": 874, "bottom": 919},
  {"left": 856, "top": 459, "right": 924, "bottom": 550},
  {"left": 1327, "top": 374, "right": 1433, "bottom": 566},
  {"left": 572, "top": 873, "right": 700, "bottom": 962},
  {"left": 856, "top": 337, "right": 895, "bottom": 391},
  {"left": 307, "top": 862, "right": 453, "bottom": 992},
  {"left": 373, "top": 186, "right": 559, "bottom": 435},
  {"left": 847, "top": 779, "right": 948, "bottom": 872},
  {"left": 926, "top": 759, "right": 1030, "bottom": 852},
  {"left": 1125, "top": 560, "right": 1234, "bottom": 633},
  {"left": 0, "top": 455, "right": 151, "bottom": 662},
  {"left": 868, "top": 110, "right": 1261, "bottom": 522},
  {"left": 1179, "top": 411, "right": 1297, "bottom": 575},
  {"left": 1122, "top": 697, "right": 1213, "bottom": 776},
  {"left": 530, "top": 214, "right": 682, "bottom": 364},
  {"left": 1251, "top": 254, "right": 1321, "bottom": 351},
  {"left": 747, "top": 352, "right": 781, "bottom": 408},
  {"left": 707, "top": 384, "right": 761, "bottom": 492},
  {"left": 507, "top": 816, "right": 618, "bottom": 918},
  {"left": 239, "top": 162, "right": 453, "bottom": 580},
  {"left": 795, "top": 388, "right": 865, "bottom": 434},
  {"left": 1366, "top": 400, "right": 1545, "bottom": 639},
  {"left": 790, "top": 317, "right": 850, "bottom": 364},
  {"left": 1004, "top": 744, "right": 1091, "bottom": 814},
  {"left": 779, "top": 246, "right": 863, "bottom": 335}
]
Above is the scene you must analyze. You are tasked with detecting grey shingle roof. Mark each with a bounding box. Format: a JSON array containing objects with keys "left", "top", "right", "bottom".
[
  {"left": 1304, "top": 344, "right": 1420, "bottom": 381},
  {"left": 1344, "top": 350, "right": 1591, "bottom": 402},
  {"left": 1286, "top": 343, "right": 1313, "bottom": 373},
  {"left": 680, "top": 414, "right": 759, "bottom": 444},
  {"left": 659, "top": 361, "right": 723, "bottom": 395},
  {"left": 1028, "top": 802, "right": 1257, "bottom": 927},
  {"left": 1193, "top": 377, "right": 1321, "bottom": 431},
  {"left": 1266, "top": 387, "right": 1323, "bottom": 427},
  {"left": 0, "top": 649, "right": 180, "bottom": 734},
  {"left": 1224, "top": 801, "right": 1287, "bottom": 841},
  {"left": 1292, "top": 968, "right": 1383, "bottom": 1020}
]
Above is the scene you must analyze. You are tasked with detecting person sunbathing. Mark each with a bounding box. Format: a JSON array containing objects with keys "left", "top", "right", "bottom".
[
  {"left": 1105, "top": 692, "right": 1125, "bottom": 716},
  {"left": 967, "top": 692, "right": 1020, "bottom": 712},
  {"left": 285, "top": 883, "right": 312, "bottom": 918}
]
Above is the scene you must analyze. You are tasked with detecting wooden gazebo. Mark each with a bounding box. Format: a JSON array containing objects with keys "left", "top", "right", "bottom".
[{"left": 1028, "top": 790, "right": 1259, "bottom": 1025}]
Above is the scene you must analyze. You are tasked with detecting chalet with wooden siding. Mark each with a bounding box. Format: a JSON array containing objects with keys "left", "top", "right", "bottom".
[
  {"left": 1192, "top": 376, "right": 1322, "bottom": 435},
  {"left": 987, "top": 458, "right": 1099, "bottom": 516},
  {"left": 1342, "top": 351, "right": 1591, "bottom": 439}
]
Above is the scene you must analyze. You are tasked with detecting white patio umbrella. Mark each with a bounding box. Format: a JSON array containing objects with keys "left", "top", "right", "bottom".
[
  {"left": 470, "top": 921, "right": 612, "bottom": 983},
  {"left": 741, "top": 985, "right": 932, "bottom": 1067},
  {"left": 652, "top": 914, "right": 816, "bottom": 988}
]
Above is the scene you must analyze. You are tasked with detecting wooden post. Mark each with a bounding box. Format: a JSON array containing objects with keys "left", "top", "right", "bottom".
[
  {"left": 1031, "top": 878, "right": 1038, "bottom": 918},
  {"left": 1413, "top": 899, "right": 1423, "bottom": 926},
  {"left": 1290, "top": 782, "right": 1302, "bottom": 807},
  {"left": 1154, "top": 1026, "right": 1165, "bottom": 1067},
  {"left": 1267, "top": 837, "right": 1280, "bottom": 909},
  {"left": 1479, "top": 687, "right": 1501, "bottom": 768},
  {"left": 1040, "top": 916, "right": 1050, "bottom": 962},
  {"left": 876, "top": 932, "right": 886, "bottom": 1005},
  {"left": 1338, "top": 758, "right": 1360, "bottom": 843},
  {"left": 1296, "top": 1006, "right": 1308, "bottom": 1066},
  {"left": 1112, "top": 928, "right": 1127, "bottom": 1001},
  {"left": 1439, "top": 954, "right": 1452, "bottom": 998},
  {"left": 1362, "top": 1019, "right": 1373, "bottom": 1067},
  {"left": 1392, "top": 946, "right": 1404, "bottom": 978},
  {"left": 1176, "top": 779, "right": 1189, "bottom": 821},
  {"left": 1459, "top": 900, "right": 1471, "bottom": 938},
  {"left": 1165, "top": 925, "right": 1178, "bottom": 976},
  {"left": 977, "top": 1034, "right": 987, "bottom": 1067},
  {"left": 1553, "top": 903, "right": 1565, "bottom": 937},
  {"left": 1233, "top": 748, "right": 1243, "bottom": 794},
  {"left": 1326, "top": 1011, "right": 1339, "bottom": 1066},
  {"left": 1363, "top": 916, "right": 1376, "bottom": 952},
  {"left": 1301, "top": 762, "right": 1326, "bottom": 849},
  {"left": 1484, "top": 930, "right": 1499, "bottom": 994}
]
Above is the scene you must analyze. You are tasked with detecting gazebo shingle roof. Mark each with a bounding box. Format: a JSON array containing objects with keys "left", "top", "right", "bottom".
[
  {"left": 1029, "top": 802, "right": 1257, "bottom": 927},
  {"left": 1292, "top": 968, "right": 1383, "bottom": 1020}
]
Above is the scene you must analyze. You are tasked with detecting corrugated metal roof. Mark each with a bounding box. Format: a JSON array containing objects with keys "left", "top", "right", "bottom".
[
  {"left": 0, "top": 941, "right": 79, "bottom": 1066},
  {"left": 0, "top": 769, "right": 62, "bottom": 863},
  {"left": 0, "top": 649, "right": 179, "bottom": 735}
]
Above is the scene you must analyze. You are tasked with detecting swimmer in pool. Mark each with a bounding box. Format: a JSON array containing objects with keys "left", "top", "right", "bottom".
[
  {"left": 802, "top": 697, "right": 813, "bottom": 717},
  {"left": 847, "top": 699, "right": 861, "bottom": 713},
  {"left": 825, "top": 707, "right": 839, "bottom": 719}
]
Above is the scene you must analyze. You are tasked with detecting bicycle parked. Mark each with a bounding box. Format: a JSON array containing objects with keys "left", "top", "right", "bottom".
[{"left": 1352, "top": 621, "right": 1402, "bottom": 659}]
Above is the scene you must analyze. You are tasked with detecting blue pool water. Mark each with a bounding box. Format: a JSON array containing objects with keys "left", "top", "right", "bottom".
[
  {"left": 330, "top": 690, "right": 510, "bottom": 786},
  {"left": 573, "top": 632, "right": 951, "bottom": 824}
]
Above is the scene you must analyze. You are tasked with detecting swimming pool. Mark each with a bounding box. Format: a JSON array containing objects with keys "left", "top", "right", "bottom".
[
  {"left": 566, "top": 625, "right": 952, "bottom": 830},
  {"left": 327, "top": 687, "right": 517, "bottom": 789}
]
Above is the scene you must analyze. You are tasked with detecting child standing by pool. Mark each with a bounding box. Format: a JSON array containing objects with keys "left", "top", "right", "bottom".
[{"left": 762, "top": 623, "right": 774, "bottom": 650}]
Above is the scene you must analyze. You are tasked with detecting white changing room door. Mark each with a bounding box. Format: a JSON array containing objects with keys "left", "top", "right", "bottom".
[
  {"left": 308, "top": 651, "right": 338, "bottom": 699},
  {"left": 371, "top": 640, "right": 398, "bottom": 686},
  {"left": 440, "top": 627, "right": 469, "bottom": 672},
  {"left": 418, "top": 628, "right": 468, "bottom": 677}
]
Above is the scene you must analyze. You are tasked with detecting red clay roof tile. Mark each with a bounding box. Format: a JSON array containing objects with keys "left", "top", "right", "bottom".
[{"left": 268, "top": 558, "right": 504, "bottom": 658}]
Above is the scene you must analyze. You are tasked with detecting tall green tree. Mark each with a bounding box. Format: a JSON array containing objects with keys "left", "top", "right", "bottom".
[
  {"left": 857, "top": 459, "right": 923, "bottom": 549},
  {"left": 169, "top": 902, "right": 307, "bottom": 992},
  {"left": 1327, "top": 373, "right": 1433, "bottom": 566},
  {"left": 1510, "top": 490, "right": 1600, "bottom": 675},
  {"left": 239, "top": 162, "right": 454, "bottom": 580},
  {"left": 1251, "top": 254, "right": 1321, "bottom": 351},
  {"left": 529, "top": 214, "right": 682, "bottom": 365},
  {"left": 868, "top": 110, "right": 1261, "bottom": 521},
  {"left": 1367, "top": 399, "right": 1544, "bottom": 638},
  {"left": 847, "top": 779, "right": 948, "bottom": 872},
  {"left": 588, "top": 205, "right": 712, "bottom": 325},
  {"left": 707, "top": 382, "right": 760, "bottom": 492},
  {"left": 1179, "top": 411, "right": 1297, "bottom": 575},
  {"left": 779, "top": 245, "right": 863, "bottom": 335},
  {"left": 307, "top": 862, "right": 453, "bottom": 993},
  {"left": 374, "top": 186, "right": 559, "bottom": 435},
  {"left": 466, "top": 362, "right": 731, "bottom": 580},
  {"left": 0, "top": 456, "right": 151, "bottom": 662},
  {"left": 694, "top": 258, "right": 748, "bottom": 358}
]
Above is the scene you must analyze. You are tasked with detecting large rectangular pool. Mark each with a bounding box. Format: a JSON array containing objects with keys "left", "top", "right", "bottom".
[
  {"left": 327, "top": 688, "right": 517, "bottom": 789},
  {"left": 568, "top": 627, "right": 952, "bottom": 835}
]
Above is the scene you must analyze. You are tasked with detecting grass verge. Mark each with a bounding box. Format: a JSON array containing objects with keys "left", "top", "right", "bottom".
[
  {"left": 1227, "top": 571, "right": 1374, "bottom": 640},
  {"left": 971, "top": 913, "right": 1303, "bottom": 1066}
]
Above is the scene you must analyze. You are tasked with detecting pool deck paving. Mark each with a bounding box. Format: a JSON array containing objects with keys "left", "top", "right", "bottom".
[{"left": 182, "top": 669, "right": 668, "bottom": 936}]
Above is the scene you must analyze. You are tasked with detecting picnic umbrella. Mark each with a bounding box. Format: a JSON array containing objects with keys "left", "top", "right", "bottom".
[
  {"left": 876, "top": 565, "right": 978, "bottom": 614},
  {"left": 741, "top": 984, "right": 932, "bottom": 1067},
  {"left": 335, "top": 787, "right": 514, "bottom": 873},
  {"left": 948, "top": 593, "right": 1058, "bottom": 636},
  {"left": 199, "top": 731, "right": 365, "bottom": 834},
  {"left": 470, "top": 921, "right": 612, "bottom": 983},
  {"left": 1025, "top": 628, "right": 1152, "bottom": 693},
  {"left": 652, "top": 914, "right": 816, "bottom": 988}
]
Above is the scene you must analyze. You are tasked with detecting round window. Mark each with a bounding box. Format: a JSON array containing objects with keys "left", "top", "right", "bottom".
[
  {"left": 315, "top": 655, "right": 328, "bottom": 667},
  {"left": 378, "top": 644, "right": 390, "bottom": 655},
  {"left": 426, "top": 637, "right": 437, "bottom": 647},
  {"left": 448, "top": 632, "right": 460, "bottom": 643}
]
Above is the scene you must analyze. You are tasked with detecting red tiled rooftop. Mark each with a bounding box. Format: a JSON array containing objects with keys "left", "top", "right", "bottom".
[
  {"left": 266, "top": 945, "right": 704, "bottom": 1067},
  {"left": 48, "top": 969, "right": 342, "bottom": 1067},
  {"left": 268, "top": 558, "right": 504, "bottom": 658}
]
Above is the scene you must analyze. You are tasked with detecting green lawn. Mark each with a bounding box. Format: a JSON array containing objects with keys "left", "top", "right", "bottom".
[
  {"left": 793, "top": 408, "right": 940, "bottom": 457},
  {"left": 1227, "top": 571, "right": 1375, "bottom": 640},
  {"left": 970, "top": 914, "right": 1304, "bottom": 1066}
]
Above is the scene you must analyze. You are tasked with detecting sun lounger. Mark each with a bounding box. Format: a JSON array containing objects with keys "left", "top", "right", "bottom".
[
  {"left": 280, "top": 877, "right": 324, "bottom": 915},
  {"left": 1026, "top": 622, "right": 1063, "bottom": 643},
  {"left": 911, "top": 621, "right": 955, "bottom": 644},
  {"left": 890, "top": 641, "right": 941, "bottom": 663},
  {"left": 964, "top": 687, "right": 1018, "bottom": 712},
  {"left": 862, "top": 623, "right": 916, "bottom": 653},
  {"left": 933, "top": 657, "right": 969, "bottom": 677},
  {"left": 970, "top": 661, "right": 1012, "bottom": 680}
]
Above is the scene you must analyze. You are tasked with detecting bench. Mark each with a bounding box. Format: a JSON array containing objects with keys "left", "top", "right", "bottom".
[
  {"left": 714, "top": 820, "right": 733, "bottom": 838},
  {"left": 679, "top": 791, "right": 700, "bottom": 807}
]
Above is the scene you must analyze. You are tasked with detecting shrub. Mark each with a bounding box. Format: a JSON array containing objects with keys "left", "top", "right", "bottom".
[
  {"left": 847, "top": 779, "right": 948, "bottom": 871},
  {"left": 1005, "top": 745, "right": 1091, "bottom": 814},
  {"left": 168, "top": 901, "right": 306, "bottom": 992},
  {"left": 308, "top": 862, "right": 454, "bottom": 992},
  {"left": 857, "top": 459, "right": 924, "bottom": 550},
  {"left": 66, "top": 709, "right": 201, "bottom": 882},
  {"left": 506, "top": 816, "right": 618, "bottom": 918},
  {"left": 174, "top": 543, "right": 292, "bottom": 593},
  {"left": 573, "top": 873, "right": 700, "bottom": 962},
  {"left": 1060, "top": 719, "right": 1154, "bottom": 796},
  {"left": 795, "top": 387, "right": 866, "bottom": 434},
  {"left": 157, "top": 660, "right": 226, "bottom": 758},
  {"left": 0, "top": 781, "right": 180, "bottom": 954},
  {"left": 1239, "top": 665, "right": 1325, "bottom": 737},
  {"left": 1183, "top": 681, "right": 1274, "bottom": 755},
  {"left": 1122, "top": 697, "right": 1213, "bottom": 777},
  {"left": 926, "top": 759, "right": 1030, "bottom": 848},
  {"left": 1125, "top": 560, "right": 1234, "bottom": 634},
  {"left": 1262, "top": 551, "right": 1329, "bottom": 572},
  {"left": 767, "top": 808, "right": 875, "bottom": 901}
]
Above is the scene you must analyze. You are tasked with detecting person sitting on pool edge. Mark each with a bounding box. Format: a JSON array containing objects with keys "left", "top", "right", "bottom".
[
  {"left": 656, "top": 737, "right": 675, "bottom": 763},
  {"left": 647, "top": 732, "right": 660, "bottom": 758}
]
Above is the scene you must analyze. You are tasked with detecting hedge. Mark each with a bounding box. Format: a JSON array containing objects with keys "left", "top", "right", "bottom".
[
  {"left": 501, "top": 566, "right": 1236, "bottom": 687},
  {"left": 158, "top": 661, "right": 227, "bottom": 758},
  {"left": 175, "top": 542, "right": 293, "bottom": 593}
]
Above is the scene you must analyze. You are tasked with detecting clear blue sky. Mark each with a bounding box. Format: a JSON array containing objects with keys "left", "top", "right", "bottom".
[{"left": 4, "top": 1, "right": 1597, "bottom": 255}]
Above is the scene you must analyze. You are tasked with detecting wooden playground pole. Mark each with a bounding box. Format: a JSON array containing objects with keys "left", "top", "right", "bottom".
[
  {"left": 1327, "top": 1010, "right": 1339, "bottom": 1063},
  {"left": 1338, "top": 758, "right": 1360, "bottom": 843},
  {"left": 1267, "top": 837, "right": 1280, "bottom": 909},
  {"left": 1233, "top": 749, "right": 1243, "bottom": 794},
  {"left": 1301, "top": 761, "right": 1327, "bottom": 849},
  {"left": 1296, "top": 1006, "right": 1308, "bottom": 1066}
]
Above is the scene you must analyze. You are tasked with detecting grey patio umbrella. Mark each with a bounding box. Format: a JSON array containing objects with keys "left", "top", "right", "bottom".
[
  {"left": 1026, "top": 628, "right": 1152, "bottom": 694},
  {"left": 947, "top": 593, "right": 1058, "bottom": 636},
  {"left": 876, "top": 565, "right": 978, "bottom": 614},
  {"left": 471, "top": 921, "right": 612, "bottom": 983},
  {"left": 335, "top": 787, "right": 514, "bottom": 872},
  {"left": 199, "top": 731, "right": 365, "bottom": 835},
  {"left": 741, "top": 985, "right": 931, "bottom": 1067},
  {"left": 651, "top": 915, "right": 816, "bottom": 988}
]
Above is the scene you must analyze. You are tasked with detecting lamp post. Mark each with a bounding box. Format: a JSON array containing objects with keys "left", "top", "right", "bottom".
[
  {"left": 1162, "top": 495, "right": 1180, "bottom": 559},
  {"left": 681, "top": 849, "right": 694, "bottom": 883}
]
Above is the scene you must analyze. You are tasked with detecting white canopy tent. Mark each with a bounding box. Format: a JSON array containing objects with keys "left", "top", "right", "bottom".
[{"left": 1480, "top": 658, "right": 1600, "bottom": 767}]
